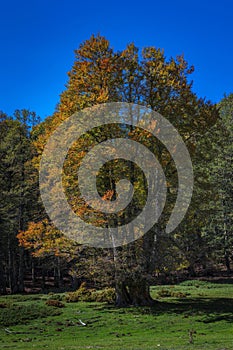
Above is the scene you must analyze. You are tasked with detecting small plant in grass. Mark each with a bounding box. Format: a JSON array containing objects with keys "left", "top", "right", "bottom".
[
  {"left": 157, "top": 289, "right": 173, "bottom": 298},
  {"left": 172, "top": 291, "right": 188, "bottom": 298},
  {"left": 189, "top": 329, "right": 197, "bottom": 344},
  {"left": 45, "top": 299, "right": 65, "bottom": 308},
  {"left": 0, "top": 302, "right": 7, "bottom": 308}
]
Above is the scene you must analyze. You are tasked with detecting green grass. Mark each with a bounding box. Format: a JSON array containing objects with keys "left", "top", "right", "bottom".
[{"left": 1, "top": 281, "right": 233, "bottom": 349}]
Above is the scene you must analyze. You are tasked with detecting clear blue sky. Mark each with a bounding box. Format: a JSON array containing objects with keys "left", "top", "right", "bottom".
[{"left": 1, "top": 0, "right": 232, "bottom": 120}]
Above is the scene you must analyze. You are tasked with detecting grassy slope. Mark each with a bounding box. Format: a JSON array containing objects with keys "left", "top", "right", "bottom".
[{"left": 0, "top": 281, "right": 233, "bottom": 349}]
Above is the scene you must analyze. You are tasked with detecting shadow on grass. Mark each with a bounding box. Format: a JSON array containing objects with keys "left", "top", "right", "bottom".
[
  {"left": 95, "top": 297, "right": 233, "bottom": 324},
  {"left": 205, "top": 277, "right": 233, "bottom": 284}
]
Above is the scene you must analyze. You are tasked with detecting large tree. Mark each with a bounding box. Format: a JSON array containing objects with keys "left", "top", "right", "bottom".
[{"left": 28, "top": 35, "right": 218, "bottom": 305}]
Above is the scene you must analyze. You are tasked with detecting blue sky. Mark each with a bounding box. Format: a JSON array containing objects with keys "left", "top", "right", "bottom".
[{"left": 0, "top": 0, "right": 232, "bottom": 120}]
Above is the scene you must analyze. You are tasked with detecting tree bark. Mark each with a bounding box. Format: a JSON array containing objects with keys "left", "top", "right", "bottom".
[
  {"left": 115, "top": 278, "right": 155, "bottom": 307},
  {"left": 115, "top": 281, "right": 131, "bottom": 307},
  {"left": 127, "top": 279, "right": 155, "bottom": 306}
]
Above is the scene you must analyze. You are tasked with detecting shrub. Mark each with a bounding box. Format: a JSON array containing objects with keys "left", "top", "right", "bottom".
[
  {"left": 91, "top": 288, "right": 115, "bottom": 304},
  {"left": 65, "top": 291, "right": 80, "bottom": 303},
  {"left": 65, "top": 284, "right": 115, "bottom": 304},
  {"left": 65, "top": 282, "right": 95, "bottom": 302}
]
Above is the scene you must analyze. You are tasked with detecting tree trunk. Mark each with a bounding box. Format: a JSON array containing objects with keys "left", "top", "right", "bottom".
[
  {"left": 128, "top": 280, "right": 155, "bottom": 306},
  {"left": 71, "top": 275, "right": 80, "bottom": 290},
  {"left": 8, "top": 240, "right": 18, "bottom": 293},
  {"left": 224, "top": 252, "right": 231, "bottom": 274},
  {"left": 188, "top": 264, "right": 196, "bottom": 277},
  {"left": 113, "top": 230, "right": 157, "bottom": 307},
  {"left": 0, "top": 259, "right": 7, "bottom": 294},
  {"left": 32, "top": 260, "right": 36, "bottom": 286},
  {"left": 18, "top": 247, "right": 25, "bottom": 292},
  {"left": 0, "top": 237, "right": 7, "bottom": 294},
  {"left": 54, "top": 257, "right": 63, "bottom": 288},
  {"left": 42, "top": 268, "right": 46, "bottom": 289},
  {"left": 115, "top": 281, "right": 131, "bottom": 307},
  {"left": 115, "top": 278, "right": 155, "bottom": 307}
]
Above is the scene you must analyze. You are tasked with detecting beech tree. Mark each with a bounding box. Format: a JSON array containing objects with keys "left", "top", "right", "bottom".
[{"left": 28, "top": 35, "right": 218, "bottom": 305}]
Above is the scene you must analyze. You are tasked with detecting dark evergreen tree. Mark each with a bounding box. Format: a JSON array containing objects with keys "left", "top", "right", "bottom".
[{"left": 0, "top": 110, "right": 39, "bottom": 293}]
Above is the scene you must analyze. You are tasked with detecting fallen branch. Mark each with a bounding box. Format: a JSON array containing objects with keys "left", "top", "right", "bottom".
[{"left": 78, "top": 319, "right": 87, "bottom": 326}]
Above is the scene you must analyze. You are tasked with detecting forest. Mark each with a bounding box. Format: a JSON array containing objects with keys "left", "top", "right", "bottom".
[{"left": 0, "top": 34, "right": 232, "bottom": 307}]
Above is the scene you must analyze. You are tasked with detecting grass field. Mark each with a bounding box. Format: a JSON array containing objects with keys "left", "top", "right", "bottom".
[{"left": 1, "top": 280, "right": 233, "bottom": 349}]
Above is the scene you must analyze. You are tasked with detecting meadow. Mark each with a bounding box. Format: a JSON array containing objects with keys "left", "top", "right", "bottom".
[{"left": 1, "top": 280, "right": 233, "bottom": 349}]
